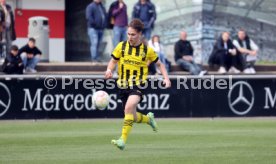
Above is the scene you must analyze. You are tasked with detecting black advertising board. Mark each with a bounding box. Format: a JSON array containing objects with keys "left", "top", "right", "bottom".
[{"left": 0, "top": 75, "right": 276, "bottom": 119}]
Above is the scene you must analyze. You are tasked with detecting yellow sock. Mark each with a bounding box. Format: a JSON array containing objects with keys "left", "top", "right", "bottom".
[
  {"left": 135, "top": 112, "right": 149, "bottom": 124},
  {"left": 121, "top": 114, "right": 134, "bottom": 143}
]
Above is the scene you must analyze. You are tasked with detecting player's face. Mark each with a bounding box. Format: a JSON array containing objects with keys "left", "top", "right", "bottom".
[
  {"left": 127, "top": 27, "right": 141, "bottom": 46},
  {"left": 238, "top": 31, "right": 246, "bottom": 40}
]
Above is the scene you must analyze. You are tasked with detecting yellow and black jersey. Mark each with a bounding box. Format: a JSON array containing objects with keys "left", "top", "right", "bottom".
[{"left": 112, "top": 41, "right": 159, "bottom": 87}]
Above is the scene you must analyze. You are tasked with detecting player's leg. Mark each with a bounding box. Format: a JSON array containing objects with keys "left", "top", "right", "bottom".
[
  {"left": 135, "top": 111, "right": 158, "bottom": 131},
  {"left": 132, "top": 91, "right": 158, "bottom": 132},
  {"left": 111, "top": 95, "right": 140, "bottom": 150},
  {"left": 121, "top": 95, "right": 140, "bottom": 142},
  {"left": 135, "top": 111, "right": 149, "bottom": 123}
]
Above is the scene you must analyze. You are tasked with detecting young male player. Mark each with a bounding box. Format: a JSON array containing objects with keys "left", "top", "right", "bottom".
[{"left": 105, "top": 18, "right": 171, "bottom": 150}]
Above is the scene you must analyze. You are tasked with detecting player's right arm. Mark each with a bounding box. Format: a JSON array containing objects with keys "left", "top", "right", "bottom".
[
  {"left": 105, "top": 42, "right": 122, "bottom": 79},
  {"left": 105, "top": 58, "right": 118, "bottom": 79}
]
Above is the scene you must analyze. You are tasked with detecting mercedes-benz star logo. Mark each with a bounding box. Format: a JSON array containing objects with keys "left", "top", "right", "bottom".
[
  {"left": 0, "top": 82, "right": 11, "bottom": 117},
  {"left": 228, "top": 81, "right": 254, "bottom": 116}
]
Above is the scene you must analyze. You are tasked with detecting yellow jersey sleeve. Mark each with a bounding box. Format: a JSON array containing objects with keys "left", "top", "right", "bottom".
[
  {"left": 147, "top": 47, "right": 159, "bottom": 63},
  {"left": 111, "top": 42, "right": 123, "bottom": 60}
]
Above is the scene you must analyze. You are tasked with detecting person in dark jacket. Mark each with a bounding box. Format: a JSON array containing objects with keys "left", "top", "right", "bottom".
[
  {"left": 2, "top": 45, "right": 23, "bottom": 74},
  {"left": 108, "top": 0, "right": 128, "bottom": 48},
  {"left": 174, "top": 31, "right": 206, "bottom": 76},
  {"left": 132, "top": 0, "right": 156, "bottom": 40},
  {"left": 0, "top": 0, "right": 16, "bottom": 58},
  {"left": 86, "top": 0, "right": 107, "bottom": 62},
  {"left": 208, "top": 32, "right": 241, "bottom": 74},
  {"left": 19, "top": 38, "right": 42, "bottom": 73}
]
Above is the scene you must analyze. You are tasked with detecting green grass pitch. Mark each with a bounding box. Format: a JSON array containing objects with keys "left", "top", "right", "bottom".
[{"left": 0, "top": 118, "right": 276, "bottom": 164}]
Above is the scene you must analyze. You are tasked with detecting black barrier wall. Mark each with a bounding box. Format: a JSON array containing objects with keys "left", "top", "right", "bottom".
[{"left": 0, "top": 75, "right": 276, "bottom": 119}]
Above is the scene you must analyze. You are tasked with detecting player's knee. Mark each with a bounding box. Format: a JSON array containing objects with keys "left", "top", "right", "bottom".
[{"left": 124, "top": 104, "right": 135, "bottom": 114}]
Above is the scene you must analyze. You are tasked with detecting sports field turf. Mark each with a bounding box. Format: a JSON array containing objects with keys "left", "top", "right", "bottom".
[{"left": 0, "top": 118, "right": 276, "bottom": 164}]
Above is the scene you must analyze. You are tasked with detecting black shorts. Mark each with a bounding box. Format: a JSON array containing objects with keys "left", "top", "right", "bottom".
[{"left": 119, "top": 85, "right": 144, "bottom": 109}]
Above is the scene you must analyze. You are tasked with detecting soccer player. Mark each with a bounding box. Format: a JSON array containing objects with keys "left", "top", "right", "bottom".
[{"left": 105, "top": 18, "right": 171, "bottom": 150}]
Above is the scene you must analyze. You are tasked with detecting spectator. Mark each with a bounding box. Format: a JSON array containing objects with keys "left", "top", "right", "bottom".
[
  {"left": 174, "top": 31, "right": 207, "bottom": 76},
  {"left": 233, "top": 29, "right": 259, "bottom": 74},
  {"left": 2, "top": 45, "right": 23, "bottom": 74},
  {"left": 132, "top": 0, "right": 156, "bottom": 40},
  {"left": 86, "top": 0, "right": 107, "bottom": 62},
  {"left": 148, "top": 35, "right": 171, "bottom": 73},
  {"left": 108, "top": 0, "right": 128, "bottom": 47},
  {"left": 19, "top": 38, "right": 42, "bottom": 73},
  {"left": 0, "top": 0, "right": 16, "bottom": 58},
  {"left": 208, "top": 32, "right": 241, "bottom": 74}
]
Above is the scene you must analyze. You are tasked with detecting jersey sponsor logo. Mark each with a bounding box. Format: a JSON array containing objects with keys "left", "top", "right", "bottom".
[{"left": 123, "top": 59, "right": 141, "bottom": 66}]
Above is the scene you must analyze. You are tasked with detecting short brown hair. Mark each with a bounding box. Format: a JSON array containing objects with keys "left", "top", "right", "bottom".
[
  {"left": 128, "top": 18, "right": 144, "bottom": 32},
  {"left": 29, "top": 37, "right": 36, "bottom": 43},
  {"left": 10, "top": 45, "right": 19, "bottom": 51}
]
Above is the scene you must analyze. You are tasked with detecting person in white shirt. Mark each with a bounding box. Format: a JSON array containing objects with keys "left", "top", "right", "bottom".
[
  {"left": 148, "top": 35, "right": 170, "bottom": 73},
  {"left": 233, "top": 29, "right": 259, "bottom": 74}
]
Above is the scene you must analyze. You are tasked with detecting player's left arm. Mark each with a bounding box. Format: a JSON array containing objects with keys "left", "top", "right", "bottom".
[
  {"left": 155, "top": 60, "right": 171, "bottom": 88},
  {"left": 148, "top": 48, "right": 171, "bottom": 88}
]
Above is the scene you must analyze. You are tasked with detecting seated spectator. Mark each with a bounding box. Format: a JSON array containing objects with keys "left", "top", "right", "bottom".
[
  {"left": 233, "top": 29, "right": 259, "bottom": 74},
  {"left": 208, "top": 32, "right": 241, "bottom": 74},
  {"left": 148, "top": 35, "right": 171, "bottom": 73},
  {"left": 2, "top": 45, "right": 23, "bottom": 74},
  {"left": 19, "top": 38, "right": 42, "bottom": 73},
  {"left": 174, "top": 31, "right": 207, "bottom": 76}
]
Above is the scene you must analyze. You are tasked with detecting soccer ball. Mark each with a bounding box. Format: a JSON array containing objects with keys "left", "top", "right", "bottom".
[{"left": 92, "top": 90, "right": 110, "bottom": 110}]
